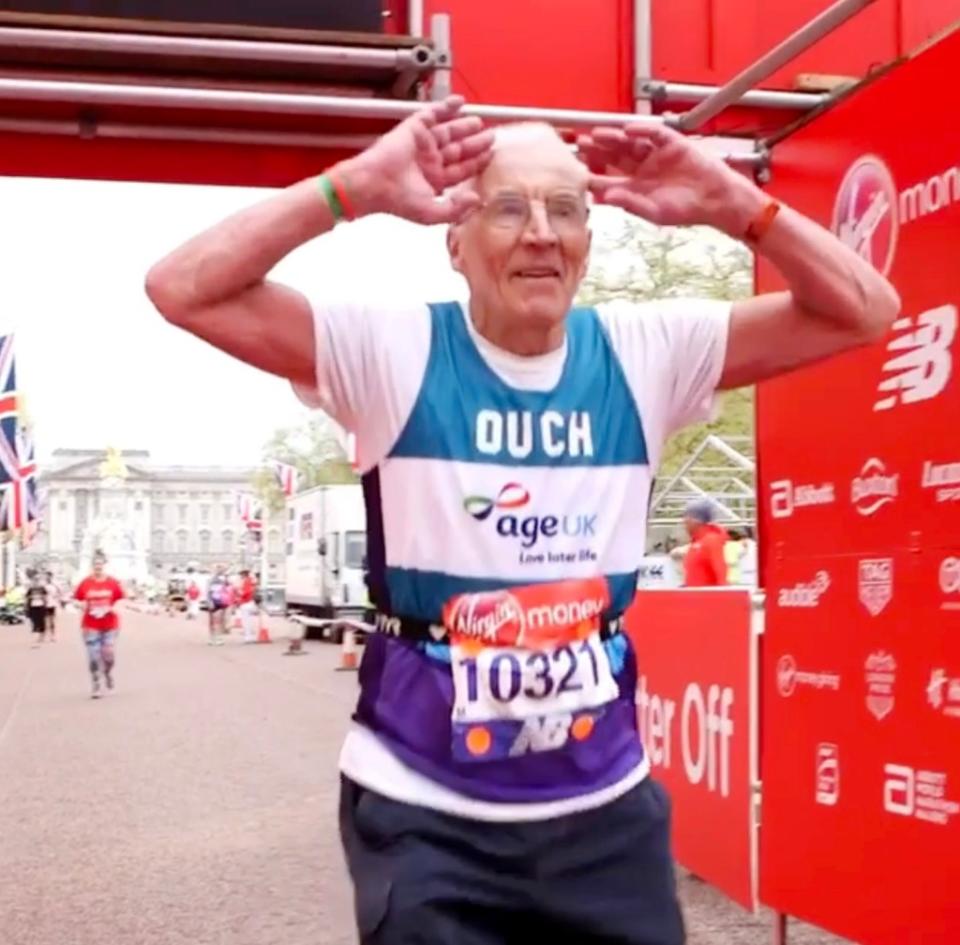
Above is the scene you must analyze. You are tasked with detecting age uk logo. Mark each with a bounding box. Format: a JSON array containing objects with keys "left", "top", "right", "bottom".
[
  {"left": 463, "top": 482, "right": 530, "bottom": 521},
  {"left": 463, "top": 482, "right": 597, "bottom": 550}
]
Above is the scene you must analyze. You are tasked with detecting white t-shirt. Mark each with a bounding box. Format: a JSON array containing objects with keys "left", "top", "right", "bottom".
[{"left": 298, "top": 297, "right": 731, "bottom": 820}]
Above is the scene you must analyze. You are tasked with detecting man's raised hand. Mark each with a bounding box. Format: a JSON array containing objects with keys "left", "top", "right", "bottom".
[
  {"left": 576, "top": 123, "right": 748, "bottom": 234},
  {"left": 348, "top": 96, "right": 494, "bottom": 225}
]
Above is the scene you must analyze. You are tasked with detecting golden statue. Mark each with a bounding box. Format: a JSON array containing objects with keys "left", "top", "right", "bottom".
[{"left": 99, "top": 446, "right": 129, "bottom": 481}]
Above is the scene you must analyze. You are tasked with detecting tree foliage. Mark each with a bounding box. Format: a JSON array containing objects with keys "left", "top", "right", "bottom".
[
  {"left": 577, "top": 216, "right": 755, "bottom": 475},
  {"left": 253, "top": 413, "right": 357, "bottom": 512}
]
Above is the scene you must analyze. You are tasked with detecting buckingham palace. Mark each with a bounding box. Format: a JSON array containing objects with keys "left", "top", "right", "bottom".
[{"left": 23, "top": 448, "right": 285, "bottom": 583}]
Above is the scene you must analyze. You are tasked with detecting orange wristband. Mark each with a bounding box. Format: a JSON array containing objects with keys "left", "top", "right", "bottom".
[
  {"left": 327, "top": 171, "right": 357, "bottom": 222},
  {"left": 744, "top": 199, "right": 781, "bottom": 245}
]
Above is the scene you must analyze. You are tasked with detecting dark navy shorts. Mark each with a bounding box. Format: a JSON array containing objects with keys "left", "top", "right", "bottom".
[{"left": 339, "top": 775, "right": 685, "bottom": 945}]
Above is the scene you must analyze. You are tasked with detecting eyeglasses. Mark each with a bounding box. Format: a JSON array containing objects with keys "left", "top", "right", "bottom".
[{"left": 477, "top": 194, "right": 589, "bottom": 234}]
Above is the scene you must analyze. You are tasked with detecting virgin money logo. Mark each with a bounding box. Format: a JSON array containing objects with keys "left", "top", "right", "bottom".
[
  {"left": 851, "top": 458, "right": 899, "bottom": 516},
  {"left": 445, "top": 590, "right": 527, "bottom": 645},
  {"left": 832, "top": 155, "right": 899, "bottom": 278},
  {"left": 776, "top": 654, "right": 840, "bottom": 698}
]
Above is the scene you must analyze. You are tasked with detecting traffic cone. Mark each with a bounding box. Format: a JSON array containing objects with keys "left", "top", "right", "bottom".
[
  {"left": 335, "top": 628, "right": 359, "bottom": 672},
  {"left": 257, "top": 619, "right": 272, "bottom": 644}
]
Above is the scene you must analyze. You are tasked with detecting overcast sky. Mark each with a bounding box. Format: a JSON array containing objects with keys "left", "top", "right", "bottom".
[{"left": 0, "top": 176, "right": 731, "bottom": 471}]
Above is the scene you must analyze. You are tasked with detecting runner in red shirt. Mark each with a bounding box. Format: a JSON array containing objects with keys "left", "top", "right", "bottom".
[
  {"left": 681, "top": 499, "right": 729, "bottom": 587},
  {"left": 237, "top": 568, "right": 259, "bottom": 643},
  {"left": 73, "top": 551, "right": 125, "bottom": 699}
]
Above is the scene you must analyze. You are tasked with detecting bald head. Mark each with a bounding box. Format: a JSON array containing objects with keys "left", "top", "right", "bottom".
[
  {"left": 480, "top": 122, "right": 589, "bottom": 194},
  {"left": 445, "top": 120, "right": 594, "bottom": 354}
]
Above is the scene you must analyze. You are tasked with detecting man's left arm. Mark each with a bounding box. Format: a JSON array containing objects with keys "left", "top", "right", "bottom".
[
  {"left": 714, "top": 179, "right": 901, "bottom": 389},
  {"left": 579, "top": 124, "right": 901, "bottom": 389}
]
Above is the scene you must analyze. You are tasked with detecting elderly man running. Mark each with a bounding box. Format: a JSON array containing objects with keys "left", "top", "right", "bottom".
[{"left": 146, "top": 97, "right": 898, "bottom": 944}]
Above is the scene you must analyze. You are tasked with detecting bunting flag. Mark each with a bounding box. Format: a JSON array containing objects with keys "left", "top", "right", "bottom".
[
  {"left": 271, "top": 460, "right": 299, "bottom": 497},
  {"left": 235, "top": 491, "right": 263, "bottom": 531}
]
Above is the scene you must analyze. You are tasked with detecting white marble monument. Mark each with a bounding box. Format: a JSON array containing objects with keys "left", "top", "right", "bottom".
[{"left": 78, "top": 448, "right": 150, "bottom": 583}]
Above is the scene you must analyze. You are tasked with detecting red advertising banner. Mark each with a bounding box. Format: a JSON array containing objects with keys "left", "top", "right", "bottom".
[
  {"left": 756, "top": 25, "right": 960, "bottom": 945},
  {"left": 626, "top": 589, "right": 757, "bottom": 911}
]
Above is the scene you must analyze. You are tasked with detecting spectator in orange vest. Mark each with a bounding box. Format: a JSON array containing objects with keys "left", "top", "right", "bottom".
[{"left": 681, "top": 499, "right": 729, "bottom": 587}]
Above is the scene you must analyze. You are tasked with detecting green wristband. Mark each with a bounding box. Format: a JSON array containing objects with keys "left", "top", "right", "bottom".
[{"left": 317, "top": 174, "right": 347, "bottom": 223}]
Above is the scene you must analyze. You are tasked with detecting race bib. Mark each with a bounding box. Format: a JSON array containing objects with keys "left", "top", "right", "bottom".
[
  {"left": 30, "top": 596, "right": 44, "bottom": 608},
  {"left": 88, "top": 605, "right": 112, "bottom": 619},
  {"left": 443, "top": 578, "right": 619, "bottom": 763}
]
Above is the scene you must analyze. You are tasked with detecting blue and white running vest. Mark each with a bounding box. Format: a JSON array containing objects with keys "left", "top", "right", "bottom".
[{"left": 356, "top": 301, "right": 651, "bottom": 803}]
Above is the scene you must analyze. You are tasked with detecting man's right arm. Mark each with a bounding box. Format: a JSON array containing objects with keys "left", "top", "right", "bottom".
[
  {"left": 145, "top": 97, "right": 492, "bottom": 389},
  {"left": 145, "top": 172, "right": 359, "bottom": 389}
]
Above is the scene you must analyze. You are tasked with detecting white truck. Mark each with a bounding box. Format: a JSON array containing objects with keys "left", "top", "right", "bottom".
[{"left": 284, "top": 484, "right": 369, "bottom": 637}]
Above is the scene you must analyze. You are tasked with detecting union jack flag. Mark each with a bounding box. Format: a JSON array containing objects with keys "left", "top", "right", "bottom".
[
  {"left": 0, "top": 335, "right": 38, "bottom": 534},
  {"left": 0, "top": 332, "right": 20, "bottom": 487},
  {"left": 271, "top": 460, "right": 299, "bottom": 497},
  {"left": 1, "top": 426, "right": 39, "bottom": 533}
]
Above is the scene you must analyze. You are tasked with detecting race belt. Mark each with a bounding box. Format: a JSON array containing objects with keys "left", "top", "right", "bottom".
[{"left": 371, "top": 577, "right": 625, "bottom": 645}]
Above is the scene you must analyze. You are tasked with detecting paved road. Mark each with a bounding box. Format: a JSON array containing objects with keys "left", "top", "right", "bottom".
[{"left": 0, "top": 607, "right": 848, "bottom": 945}]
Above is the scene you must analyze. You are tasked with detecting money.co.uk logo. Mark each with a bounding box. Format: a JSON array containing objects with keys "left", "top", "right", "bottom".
[{"left": 463, "top": 482, "right": 597, "bottom": 549}]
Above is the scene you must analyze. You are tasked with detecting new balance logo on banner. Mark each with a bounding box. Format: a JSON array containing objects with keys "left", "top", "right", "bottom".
[{"left": 874, "top": 305, "right": 956, "bottom": 411}]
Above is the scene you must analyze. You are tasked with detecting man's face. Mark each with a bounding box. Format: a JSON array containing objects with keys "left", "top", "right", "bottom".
[
  {"left": 449, "top": 128, "right": 592, "bottom": 335},
  {"left": 683, "top": 516, "right": 698, "bottom": 539},
  {"left": 93, "top": 559, "right": 105, "bottom": 578}
]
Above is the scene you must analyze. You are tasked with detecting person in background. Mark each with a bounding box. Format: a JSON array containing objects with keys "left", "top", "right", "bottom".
[
  {"left": 44, "top": 572, "right": 60, "bottom": 641},
  {"left": 185, "top": 577, "right": 201, "bottom": 620},
  {"left": 206, "top": 564, "right": 230, "bottom": 646},
  {"left": 681, "top": 499, "right": 729, "bottom": 587},
  {"left": 738, "top": 526, "right": 759, "bottom": 586},
  {"left": 26, "top": 571, "right": 49, "bottom": 647},
  {"left": 73, "top": 551, "right": 125, "bottom": 698},
  {"left": 724, "top": 529, "right": 745, "bottom": 584},
  {"left": 237, "top": 568, "right": 259, "bottom": 643}
]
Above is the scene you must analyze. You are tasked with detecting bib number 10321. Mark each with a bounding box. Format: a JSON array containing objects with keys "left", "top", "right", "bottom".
[{"left": 451, "top": 633, "right": 618, "bottom": 724}]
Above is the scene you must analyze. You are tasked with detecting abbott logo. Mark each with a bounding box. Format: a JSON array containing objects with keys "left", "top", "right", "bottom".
[
  {"left": 770, "top": 479, "right": 836, "bottom": 519},
  {"left": 832, "top": 155, "right": 899, "bottom": 277},
  {"left": 851, "top": 458, "right": 899, "bottom": 516},
  {"left": 874, "top": 305, "right": 956, "bottom": 412},
  {"left": 884, "top": 763, "right": 915, "bottom": 817},
  {"left": 883, "top": 764, "right": 959, "bottom": 826}
]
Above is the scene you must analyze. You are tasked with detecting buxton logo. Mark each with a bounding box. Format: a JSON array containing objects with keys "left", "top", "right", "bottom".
[
  {"left": 463, "top": 482, "right": 597, "bottom": 550},
  {"left": 851, "top": 458, "right": 899, "bottom": 516},
  {"left": 832, "top": 155, "right": 899, "bottom": 278}
]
